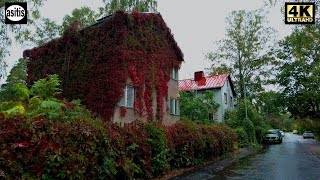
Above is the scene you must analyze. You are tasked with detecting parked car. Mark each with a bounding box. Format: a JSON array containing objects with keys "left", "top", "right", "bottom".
[
  {"left": 264, "top": 129, "right": 283, "bottom": 144},
  {"left": 280, "top": 130, "right": 285, "bottom": 137},
  {"left": 303, "top": 131, "right": 315, "bottom": 139},
  {"left": 293, "top": 130, "right": 298, "bottom": 134}
]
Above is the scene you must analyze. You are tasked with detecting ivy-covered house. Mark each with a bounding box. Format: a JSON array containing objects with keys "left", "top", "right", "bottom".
[
  {"left": 179, "top": 73, "right": 236, "bottom": 122},
  {"left": 23, "top": 11, "right": 184, "bottom": 125}
]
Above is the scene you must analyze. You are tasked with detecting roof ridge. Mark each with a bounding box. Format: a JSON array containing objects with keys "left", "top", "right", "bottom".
[{"left": 179, "top": 73, "right": 230, "bottom": 81}]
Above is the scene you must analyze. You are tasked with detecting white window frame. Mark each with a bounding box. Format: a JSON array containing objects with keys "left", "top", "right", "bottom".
[
  {"left": 170, "top": 98, "right": 179, "bottom": 115},
  {"left": 171, "top": 68, "right": 179, "bottom": 81},
  {"left": 119, "top": 85, "right": 135, "bottom": 108}
]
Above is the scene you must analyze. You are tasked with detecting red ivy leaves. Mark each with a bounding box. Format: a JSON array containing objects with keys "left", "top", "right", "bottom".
[
  {"left": 26, "top": 12, "right": 183, "bottom": 122},
  {"left": 120, "top": 106, "right": 127, "bottom": 118}
]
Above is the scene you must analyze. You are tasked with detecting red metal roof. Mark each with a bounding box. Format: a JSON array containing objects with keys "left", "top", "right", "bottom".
[{"left": 179, "top": 73, "right": 231, "bottom": 92}]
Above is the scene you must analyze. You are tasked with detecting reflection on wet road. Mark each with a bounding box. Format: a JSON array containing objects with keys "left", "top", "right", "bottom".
[
  {"left": 213, "top": 133, "right": 320, "bottom": 180},
  {"left": 171, "top": 133, "right": 320, "bottom": 180}
]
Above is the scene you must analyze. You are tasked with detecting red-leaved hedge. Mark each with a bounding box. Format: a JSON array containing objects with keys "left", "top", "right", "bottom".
[{"left": 0, "top": 115, "right": 236, "bottom": 179}]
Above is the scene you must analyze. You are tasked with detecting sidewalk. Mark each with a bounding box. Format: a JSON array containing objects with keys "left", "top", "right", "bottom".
[{"left": 167, "top": 148, "right": 258, "bottom": 180}]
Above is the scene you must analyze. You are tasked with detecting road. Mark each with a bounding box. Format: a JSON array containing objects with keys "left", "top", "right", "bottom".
[{"left": 173, "top": 133, "right": 320, "bottom": 180}]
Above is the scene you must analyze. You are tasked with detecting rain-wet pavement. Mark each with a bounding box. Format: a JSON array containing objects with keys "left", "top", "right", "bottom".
[{"left": 172, "top": 132, "right": 320, "bottom": 180}]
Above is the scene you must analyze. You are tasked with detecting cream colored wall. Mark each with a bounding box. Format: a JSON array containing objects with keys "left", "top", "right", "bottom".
[
  {"left": 163, "top": 78, "right": 180, "bottom": 125},
  {"left": 112, "top": 78, "right": 180, "bottom": 125}
]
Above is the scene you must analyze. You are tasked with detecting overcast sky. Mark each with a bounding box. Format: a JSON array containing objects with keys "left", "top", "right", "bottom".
[{"left": 1, "top": 0, "right": 292, "bottom": 84}]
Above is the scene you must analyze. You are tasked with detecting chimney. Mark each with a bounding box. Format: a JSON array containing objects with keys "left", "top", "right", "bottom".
[{"left": 194, "top": 71, "right": 206, "bottom": 86}]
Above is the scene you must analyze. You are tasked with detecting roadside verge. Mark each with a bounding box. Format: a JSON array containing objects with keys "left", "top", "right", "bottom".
[{"left": 155, "top": 147, "right": 259, "bottom": 180}]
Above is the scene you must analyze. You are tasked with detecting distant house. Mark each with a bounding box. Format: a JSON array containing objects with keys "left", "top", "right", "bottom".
[
  {"left": 179, "top": 73, "right": 236, "bottom": 122},
  {"left": 23, "top": 11, "right": 184, "bottom": 125}
]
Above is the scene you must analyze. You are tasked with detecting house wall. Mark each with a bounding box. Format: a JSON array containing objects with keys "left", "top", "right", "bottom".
[
  {"left": 197, "top": 79, "right": 235, "bottom": 123},
  {"left": 163, "top": 78, "right": 180, "bottom": 125},
  {"left": 217, "top": 79, "right": 235, "bottom": 122},
  {"left": 112, "top": 78, "right": 180, "bottom": 126}
]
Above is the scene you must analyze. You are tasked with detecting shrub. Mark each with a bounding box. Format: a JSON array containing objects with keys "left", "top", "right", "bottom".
[
  {"left": 0, "top": 115, "right": 237, "bottom": 179},
  {"left": 145, "top": 123, "right": 170, "bottom": 176},
  {"left": 235, "top": 127, "right": 249, "bottom": 148}
]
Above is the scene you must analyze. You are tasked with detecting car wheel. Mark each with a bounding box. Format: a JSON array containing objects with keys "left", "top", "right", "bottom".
[{"left": 303, "top": 137, "right": 305, "bottom": 139}]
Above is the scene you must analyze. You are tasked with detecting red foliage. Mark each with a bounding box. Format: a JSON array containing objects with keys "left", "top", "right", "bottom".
[
  {"left": 0, "top": 115, "right": 236, "bottom": 179},
  {"left": 26, "top": 12, "right": 183, "bottom": 122},
  {"left": 119, "top": 106, "right": 127, "bottom": 118}
]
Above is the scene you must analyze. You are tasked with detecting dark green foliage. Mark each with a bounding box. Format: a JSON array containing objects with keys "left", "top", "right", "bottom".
[
  {"left": 30, "top": 74, "right": 61, "bottom": 100},
  {"left": 226, "top": 99, "right": 271, "bottom": 146},
  {"left": 235, "top": 127, "right": 249, "bottom": 148},
  {"left": 274, "top": 25, "right": 320, "bottom": 119},
  {"left": 179, "top": 91, "right": 219, "bottom": 123},
  {"left": 145, "top": 123, "right": 170, "bottom": 176}
]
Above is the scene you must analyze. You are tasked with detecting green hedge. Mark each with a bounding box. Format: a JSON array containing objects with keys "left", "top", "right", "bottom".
[{"left": 0, "top": 115, "right": 237, "bottom": 179}]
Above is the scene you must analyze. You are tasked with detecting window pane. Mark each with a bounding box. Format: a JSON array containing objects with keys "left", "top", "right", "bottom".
[
  {"left": 208, "top": 113, "right": 213, "bottom": 120},
  {"left": 175, "top": 68, "right": 178, "bottom": 80},
  {"left": 170, "top": 98, "right": 175, "bottom": 114},
  {"left": 171, "top": 68, "right": 178, "bottom": 80},
  {"left": 176, "top": 99, "right": 179, "bottom": 115},
  {"left": 119, "top": 97, "right": 125, "bottom": 106},
  {"left": 126, "top": 86, "right": 134, "bottom": 108}
]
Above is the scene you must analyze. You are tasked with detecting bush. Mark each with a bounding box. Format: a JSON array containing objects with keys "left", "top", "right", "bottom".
[
  {"left": 145, "top": 123, "right": 170, "bottom": 176},
  {"left": 0, "top": 115, "right": 237, "bottom": 179},
  {"left": 235, "top": 127, "right": 249, "bottom": 148}
]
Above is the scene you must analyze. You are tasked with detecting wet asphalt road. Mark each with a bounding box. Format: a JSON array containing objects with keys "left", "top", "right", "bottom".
[{"left": 174, "top": 133, "right": 320, "bottom": 180}]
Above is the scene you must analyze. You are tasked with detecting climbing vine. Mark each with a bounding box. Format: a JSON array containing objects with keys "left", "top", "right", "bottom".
[{"left": 25, "top": 11, "right": 183, "bottom": 122}]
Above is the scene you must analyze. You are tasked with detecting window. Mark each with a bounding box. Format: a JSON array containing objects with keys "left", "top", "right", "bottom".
[
  {"left": 119, "top": 85, "right": 134, "bottom": 108},
  {"left": 208, "top": 113, "right": 213, "bottom": 121},
  {"left": 230, "top": 96, "right": 233, "bottom": 107},
  {"left": 224, "top": 93, "right": 227, "bottom": 104},
  {"left": 171, "top": 68, "right": 179, "bottom": 80},
  {"left": 170, "top": 98, "right": 179, "bottom": 115}
]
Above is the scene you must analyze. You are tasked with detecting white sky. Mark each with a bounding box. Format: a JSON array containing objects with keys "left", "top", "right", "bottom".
[{"left": 1, "top": 0, "right": 292, "bottom": 84}]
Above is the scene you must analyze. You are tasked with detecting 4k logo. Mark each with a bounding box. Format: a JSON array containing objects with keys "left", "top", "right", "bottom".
[{"left": 285, "top": 2, "right": 315, "bottom": 24}]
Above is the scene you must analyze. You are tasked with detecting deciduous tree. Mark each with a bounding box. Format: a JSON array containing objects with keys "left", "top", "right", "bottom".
[
  {"left": 103, "top": 0, "right": 157, "bottom": 14},
  {"left": 207, "top": 9, "right": 275, "bottom": 99},
  {"left": 274, "top": 25, "right": 320, "bottom": 119}
]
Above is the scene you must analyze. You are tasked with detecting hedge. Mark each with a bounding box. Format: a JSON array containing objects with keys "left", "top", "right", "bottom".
[{"left": 0, "top": 115, "right": 237, "bottom": 179}]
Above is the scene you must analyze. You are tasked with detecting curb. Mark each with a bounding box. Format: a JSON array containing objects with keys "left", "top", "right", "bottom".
[{"left": 169, "top": 147, "right": 259, "bottom": 180}]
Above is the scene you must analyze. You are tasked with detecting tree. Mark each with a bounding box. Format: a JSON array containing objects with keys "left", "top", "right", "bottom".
[
  {"left": 62, "top": 6, "right": 104, "bottom": 30},
  {"left": 6, "top": 58, "right": 27, "bottom": 85},
  {"left": 207, "top": 9, "right": 275, "bottom": 99},
  {"left": 0, "top": 58, "right": 27, "bottom": 102},
  {"left": 274, "top": 25, "right": 320, "bottom": 119},
  {"left": 103, "top": 0, "right": 157, "bottom": 14},
  {"left": 20, "top": 6, "right": 104, "bottom": 46},
  {"left": 208, "top": 63, "right": 232, "bottom": 76},
  {"left": 179, "top": 91, "right": 219, "bottom": 123},
  {"left": 0, "top": 0, "right": 45, "bottom": 78}
]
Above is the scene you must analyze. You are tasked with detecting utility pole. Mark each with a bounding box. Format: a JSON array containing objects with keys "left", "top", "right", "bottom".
[{"left": 243, "top": 71, "right": 248, "bottom": 119}]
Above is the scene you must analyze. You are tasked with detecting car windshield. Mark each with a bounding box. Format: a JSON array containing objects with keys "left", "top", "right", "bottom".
[
  {"left": 304, "top": 131, "right": 313, "bottom": 133},
  {"left": 267, "top": 131, "right": 277, "bottom": 134}
]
